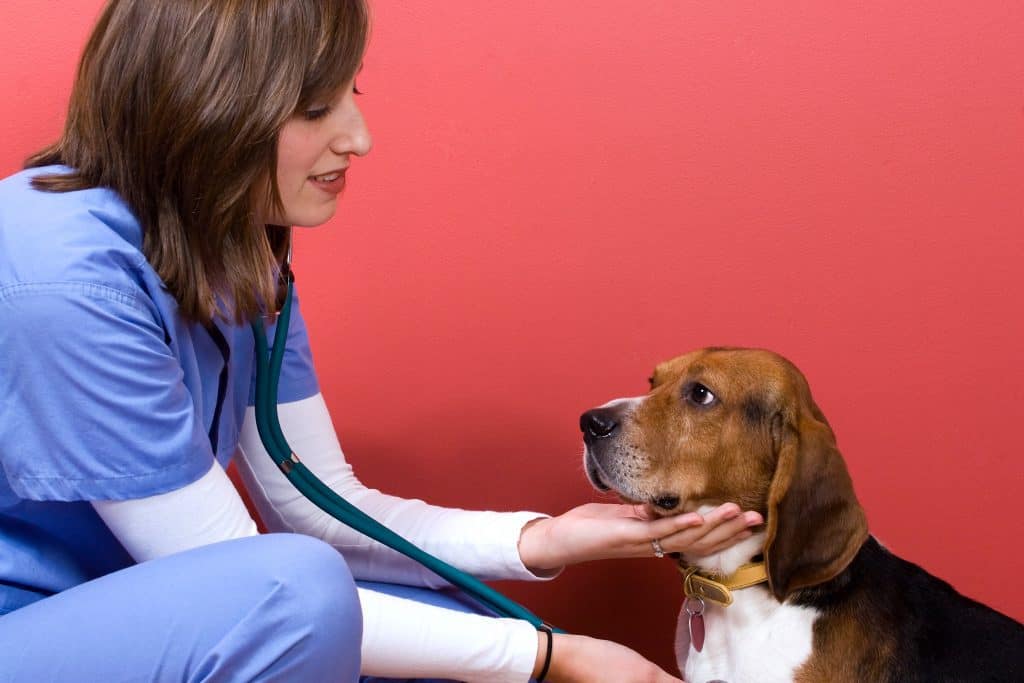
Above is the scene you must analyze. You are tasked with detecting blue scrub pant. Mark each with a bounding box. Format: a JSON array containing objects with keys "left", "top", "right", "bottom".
[{"left": 0, "top": 534, "right": 507, "bottom": 682}]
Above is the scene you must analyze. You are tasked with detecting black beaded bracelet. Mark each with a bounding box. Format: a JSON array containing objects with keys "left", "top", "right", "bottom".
[{"left": 536, "top": 624, "right": 554, "bottom": 682}]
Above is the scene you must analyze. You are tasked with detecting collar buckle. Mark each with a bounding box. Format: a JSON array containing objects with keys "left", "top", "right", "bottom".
[{"left": 677, "top": 560, "right": 769, "bottom": 607}]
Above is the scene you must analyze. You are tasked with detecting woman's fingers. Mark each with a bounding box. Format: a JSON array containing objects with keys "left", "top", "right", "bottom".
[
  {"left": 701, "top": 529, "right": 754, "bottom": 556},
  {"left": 642, "top": 510, "right": 705, "bottom": 539},
  {"left": 685, "top": 510, "right": 760, "bottom": 555},
  {"left": 652, "top": 504, "right": 762, "bottom": 556}
]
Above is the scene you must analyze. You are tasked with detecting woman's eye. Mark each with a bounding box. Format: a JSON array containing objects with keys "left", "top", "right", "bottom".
[
  {"left": 303, "top": 105, "right": 331, "bottom": 121},
  {"left": 687, "top": 383, "right": 716, "bottom": 406}
]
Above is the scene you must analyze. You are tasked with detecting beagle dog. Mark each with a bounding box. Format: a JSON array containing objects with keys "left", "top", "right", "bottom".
[{"left": 580, "top": 347, "right": 1024, "bottom": 683}]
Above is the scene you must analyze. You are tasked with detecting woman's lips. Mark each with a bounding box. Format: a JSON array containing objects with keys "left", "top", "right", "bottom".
[{"left": 309, "top": 169, "right": 347, "bottom": 195}]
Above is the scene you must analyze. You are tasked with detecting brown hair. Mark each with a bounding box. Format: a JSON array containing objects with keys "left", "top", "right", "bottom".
[{"left": 26, "top": 0, "right": 369, "bottom": 325}]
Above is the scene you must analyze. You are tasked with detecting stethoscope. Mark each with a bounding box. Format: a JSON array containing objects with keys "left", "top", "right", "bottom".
[{"left": 250, "top": 255, "right": 562, "bottom": 635}]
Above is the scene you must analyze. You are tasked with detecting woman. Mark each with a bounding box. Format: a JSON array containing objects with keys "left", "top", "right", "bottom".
[{"left": 0, "top": 1, "right": 762, "bottom": 680}]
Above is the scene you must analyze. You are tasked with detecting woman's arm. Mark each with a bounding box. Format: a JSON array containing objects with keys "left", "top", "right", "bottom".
[
  {"left": 90, "top": 463, "right": 544, "bottom": 682},
  {"left": 235, "top": 391, "right": 558, "bottom": 587}
]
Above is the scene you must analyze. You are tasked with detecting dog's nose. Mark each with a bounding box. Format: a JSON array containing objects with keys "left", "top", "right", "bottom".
[{"left": 580, "top": 408, "right": 619, "bottom": 438}]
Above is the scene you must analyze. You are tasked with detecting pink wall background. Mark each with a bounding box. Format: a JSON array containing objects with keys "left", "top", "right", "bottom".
[{"left": 3, "top": 0, "right": 1022, "bottom": 672}]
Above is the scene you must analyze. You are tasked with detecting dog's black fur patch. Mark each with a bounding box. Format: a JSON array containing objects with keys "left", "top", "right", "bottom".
[{"left": 792, "top": 537, "right": 1024, "bottom": 681}]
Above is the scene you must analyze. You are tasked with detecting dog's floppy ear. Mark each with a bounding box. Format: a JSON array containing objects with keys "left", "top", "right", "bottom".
[{"left": 764, "top": 407, "right": 868, "bottom": 601}]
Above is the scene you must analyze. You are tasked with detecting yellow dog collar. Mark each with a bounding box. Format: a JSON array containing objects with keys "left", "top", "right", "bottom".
[{"left": 677, "top": 560, "right": 769, "bottom": 606}]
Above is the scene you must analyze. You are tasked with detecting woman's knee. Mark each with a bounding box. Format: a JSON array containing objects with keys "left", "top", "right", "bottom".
[
  {"left": 240, "top": 534, "right": 363, "bottom": 675},
  {"left": 259, "top": 534, "right": 360, "bottom": 617}
]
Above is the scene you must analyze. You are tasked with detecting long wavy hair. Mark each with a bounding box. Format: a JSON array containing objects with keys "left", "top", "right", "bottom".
[{"left": 26, "top": 0, "right": 369, "bottom": 324}]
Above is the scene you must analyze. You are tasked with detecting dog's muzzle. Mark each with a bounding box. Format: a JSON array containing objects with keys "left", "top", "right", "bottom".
[{"left": 580, "top": 402, "right": 683, "bottom": 511}]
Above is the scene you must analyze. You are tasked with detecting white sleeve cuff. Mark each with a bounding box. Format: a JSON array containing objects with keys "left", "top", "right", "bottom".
[
  {"left": 481, "top": 510, "right": 562, "bottom": 581},
  {"left": 358, "top": 586, "right": 538, "bottom": 683}
]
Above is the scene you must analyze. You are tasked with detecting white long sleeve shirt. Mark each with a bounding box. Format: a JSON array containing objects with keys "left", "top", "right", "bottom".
[{"left": 93, "top": 392, "right": 556, "bottom": 682}]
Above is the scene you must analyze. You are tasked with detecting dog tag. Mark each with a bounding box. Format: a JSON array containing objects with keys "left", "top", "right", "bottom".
[{"left": 685, "top": 596, "right": 706, "bottom": 652}]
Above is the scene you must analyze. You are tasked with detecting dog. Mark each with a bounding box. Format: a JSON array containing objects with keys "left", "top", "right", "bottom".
[{"left": 580, "top": 347, "right": 1024, "bottom": 683}]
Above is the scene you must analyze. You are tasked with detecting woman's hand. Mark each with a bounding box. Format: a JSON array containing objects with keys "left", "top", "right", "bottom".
[
  {"left": 518, "top": 502, "right": 763, "bottom": 572},
  {"left": 535, "top": 632, "right": 683, "bottom": 683}
]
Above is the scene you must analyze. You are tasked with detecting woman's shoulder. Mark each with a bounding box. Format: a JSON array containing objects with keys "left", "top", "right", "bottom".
[{"left": 0, "top": 165, "right": 151, "bottom": 300}]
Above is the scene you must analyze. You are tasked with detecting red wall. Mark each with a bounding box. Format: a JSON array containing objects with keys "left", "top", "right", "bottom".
[{"left": 3, "top": 0, "right": 1022, "bottom": 671}]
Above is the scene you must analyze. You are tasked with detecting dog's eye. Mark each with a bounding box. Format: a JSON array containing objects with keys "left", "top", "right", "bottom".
[{"left": 686, "top": 383, "right": 716, "bottom": 407}]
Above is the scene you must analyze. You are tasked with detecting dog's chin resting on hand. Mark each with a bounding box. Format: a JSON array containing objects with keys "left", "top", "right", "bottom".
[{"left": 580, "top": 347, "right": 1024, "bottom": 683}]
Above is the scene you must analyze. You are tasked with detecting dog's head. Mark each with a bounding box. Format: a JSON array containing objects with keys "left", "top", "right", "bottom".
[{"left": 581, "top": 347, "right": 868, "bottom": 600}]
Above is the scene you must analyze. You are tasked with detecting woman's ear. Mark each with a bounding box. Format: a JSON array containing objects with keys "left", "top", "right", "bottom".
[{"left": 763, "top": 410, "right": 869, "bottom": 601}]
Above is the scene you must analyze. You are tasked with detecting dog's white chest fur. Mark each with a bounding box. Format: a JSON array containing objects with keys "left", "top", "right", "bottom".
[
  {"left": 676, "top": 587, "right": 818, "bottom": 683},
  {"left": 675, "top": 530, "right": 818, "bottom": 683}
]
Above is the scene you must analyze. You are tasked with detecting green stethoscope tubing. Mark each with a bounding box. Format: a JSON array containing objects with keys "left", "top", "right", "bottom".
[{"left": 250, "top": 271, "right": 562, "bottom": 633}]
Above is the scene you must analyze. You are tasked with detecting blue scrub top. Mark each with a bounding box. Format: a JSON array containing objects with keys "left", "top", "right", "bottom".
[{"left": 0, "top": 166, "right": 320, "bottom": 615}]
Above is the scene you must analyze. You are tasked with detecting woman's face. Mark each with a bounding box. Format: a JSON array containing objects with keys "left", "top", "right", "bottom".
[{"left": 268, "top": 77, "right": 372, "bottom": 227}]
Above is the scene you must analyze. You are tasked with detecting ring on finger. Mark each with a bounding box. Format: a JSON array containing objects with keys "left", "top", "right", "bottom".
[{"left": 651, "top": 538, "right": 666, "bottom": 559}]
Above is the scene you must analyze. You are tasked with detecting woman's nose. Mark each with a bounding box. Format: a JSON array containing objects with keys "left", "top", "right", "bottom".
[{"left": 332, "top": 107, "right": 372, "bottom": 157}]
